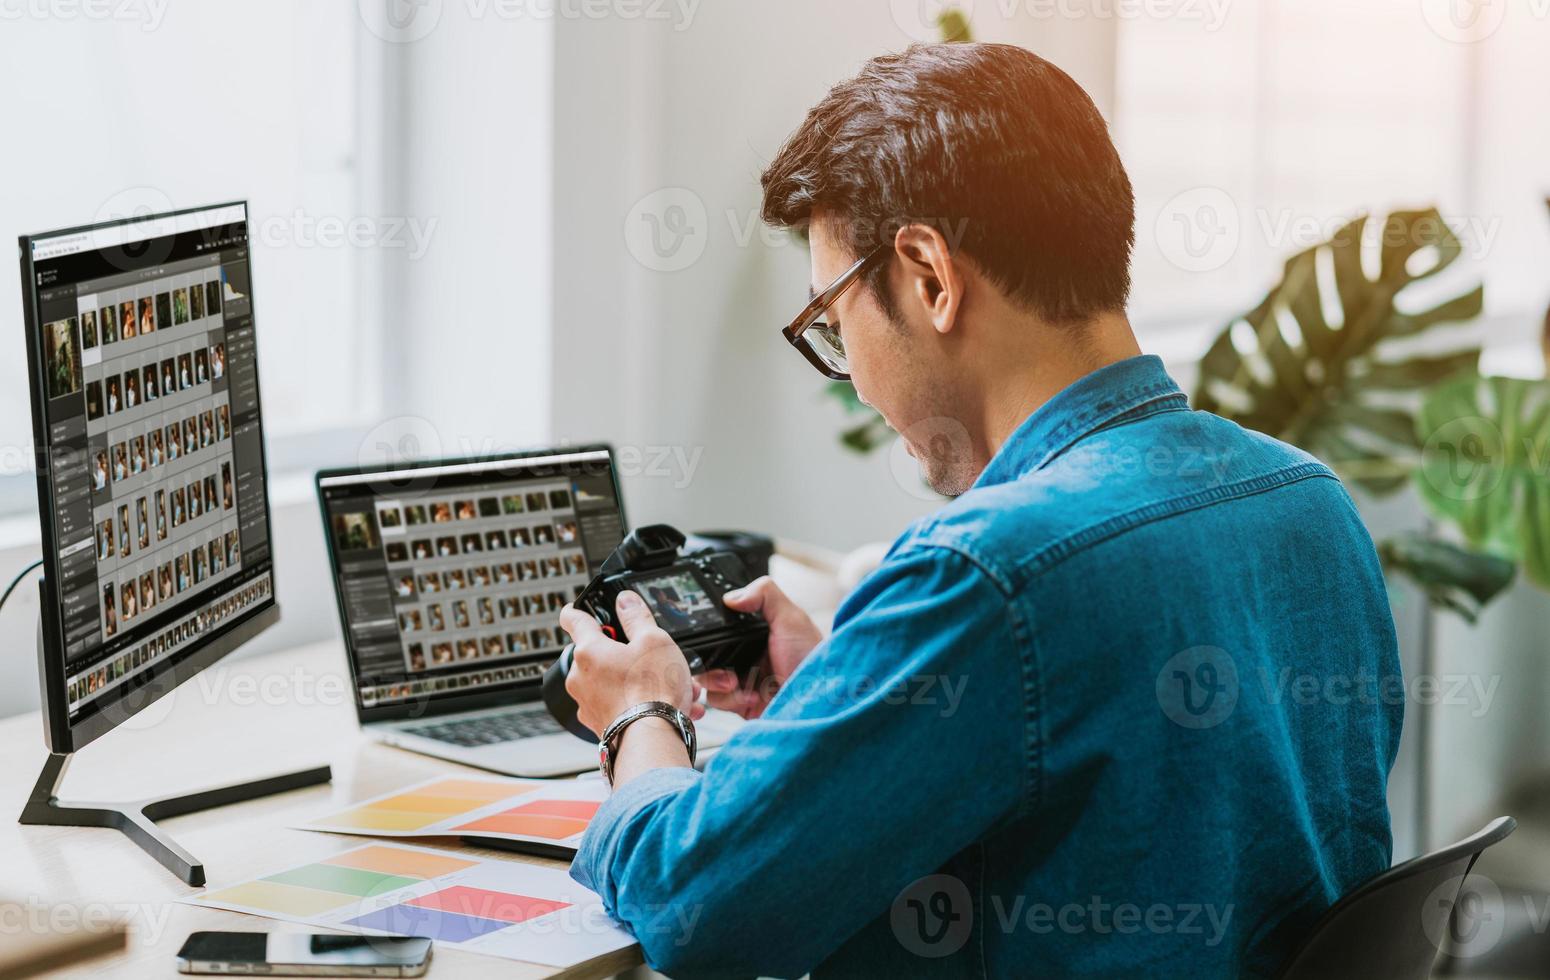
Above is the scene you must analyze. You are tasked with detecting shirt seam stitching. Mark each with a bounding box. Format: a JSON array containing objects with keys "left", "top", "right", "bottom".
[
  {"left": 1012, "top": 462, "right": 1336, "bottom": 584},
  {"left": 1009, "top": 592, "right": 1042, "bottom": 824},
  {"left": 907, "top": 461, "right": 1335, "bottom": 595},
  {"left": 879, "top": 545, "right": 1042, "bottom": 825},
  {"left": 1024, "top": 389, "right": 1190, "bottom": 473},
  {"left": 974, "top": 840, "right": 989, "bottom": 977}
]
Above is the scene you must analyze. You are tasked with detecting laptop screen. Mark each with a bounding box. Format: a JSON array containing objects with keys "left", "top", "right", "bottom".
[{"left": 317, "top": 448, "right": 626, "bottom": 714}]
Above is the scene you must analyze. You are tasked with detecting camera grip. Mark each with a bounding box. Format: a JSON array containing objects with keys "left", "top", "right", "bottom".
[
  {"left": 543, "top": 629, "right": 771, "bottom": 743},
  {"left": 541, "top": 644, "right": 598, "bottom": 741}
]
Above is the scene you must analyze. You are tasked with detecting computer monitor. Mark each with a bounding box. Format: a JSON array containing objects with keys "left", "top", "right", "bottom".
[
  {"left": 315, "top": 447, "right": 627, "bottom": 720},
  {"left": 17, "top": 202, "right": 327, "bottom": 884}
]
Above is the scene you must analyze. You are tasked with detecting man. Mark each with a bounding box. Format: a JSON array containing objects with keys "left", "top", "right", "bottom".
[{"left": 562, "top": 43, "right": 1401, "bottom": 977}]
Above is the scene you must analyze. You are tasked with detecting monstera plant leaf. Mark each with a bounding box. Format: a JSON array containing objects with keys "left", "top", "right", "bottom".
[
  {"left": 1377, "top": 530, "right": 1516, "bottom": 624},
  {"left": 1415, "top": 372, "right": 1550, "bottom": 590},
  {"left": 1194, "top": 209, "right": 1483, "bottom": 496}
]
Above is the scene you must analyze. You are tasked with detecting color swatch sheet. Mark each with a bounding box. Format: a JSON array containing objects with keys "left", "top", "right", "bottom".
[
  {"left": 300, "top": 775, "right": 607, "bottom": 850},
  {"left": 184, "top": 843, "right": 633, "bottom": 967}
]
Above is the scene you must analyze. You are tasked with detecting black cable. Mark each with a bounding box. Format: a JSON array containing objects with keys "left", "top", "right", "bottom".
[{"left": 0, "top": 558, "right": 43, "bottom": 617}]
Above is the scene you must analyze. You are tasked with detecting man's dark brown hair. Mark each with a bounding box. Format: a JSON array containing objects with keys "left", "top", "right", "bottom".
[{"left": 761, "top": 42, "right": 1135, "bottom": 324}]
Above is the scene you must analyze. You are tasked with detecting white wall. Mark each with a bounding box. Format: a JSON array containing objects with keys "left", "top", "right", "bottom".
[
  {"left": 375, "top": 6, "right": 556, "bottom": 455},
  {"left": 0, "top": 4, "right": 373, "bottom": 449},
  {"left": 0, "top": 538, "right": 50, "bottom": 719},
  {"left": 1427, "top": 582, "right": 1550, "bottom": 848}
]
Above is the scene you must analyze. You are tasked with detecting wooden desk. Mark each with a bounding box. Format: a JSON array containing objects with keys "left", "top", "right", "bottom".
[{"left": 0, "top": 640, "right": 643, "bottom": 979}]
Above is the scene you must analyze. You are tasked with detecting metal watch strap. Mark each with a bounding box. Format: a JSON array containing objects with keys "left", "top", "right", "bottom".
[{"left": 599, "top": 701, "right": 696, "bottom": 785}]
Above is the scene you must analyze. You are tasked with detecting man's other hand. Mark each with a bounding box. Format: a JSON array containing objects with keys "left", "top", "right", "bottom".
[
  {"left": 559, "top": 591, "right": 695, "bottom": 737},
  {"left": 697, "top": 576, "right": 822, "bottom": 720}
]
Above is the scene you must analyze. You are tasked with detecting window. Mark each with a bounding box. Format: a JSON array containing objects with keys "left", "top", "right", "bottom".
[
  {"left": 1115, "top": 2, "right": 1550, "bottom": 368},
  {"left": 0, "top": 3, "right": 373, "bottom": 501}
]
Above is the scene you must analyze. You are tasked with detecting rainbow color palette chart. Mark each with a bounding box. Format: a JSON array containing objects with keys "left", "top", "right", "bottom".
[
  {"left": 299, "top": 776, "right": 607, "bottom": 852},
  {"left": 185, "top": 843, "right": 633, "bottom": 967}
]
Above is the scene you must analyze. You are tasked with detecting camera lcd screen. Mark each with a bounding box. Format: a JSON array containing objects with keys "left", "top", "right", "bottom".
[{"left": 631, "top": 570, "right": 726, "bottom": 633}]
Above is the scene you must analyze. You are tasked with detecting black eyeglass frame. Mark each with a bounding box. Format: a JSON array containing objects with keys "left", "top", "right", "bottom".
[{"left": 780, "top": 243, "right": 890, "bottom": 381}]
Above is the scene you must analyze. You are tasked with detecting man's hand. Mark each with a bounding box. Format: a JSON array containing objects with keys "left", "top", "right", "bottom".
[
  {"left": 559, "top": 591, "right": 695, "bottom": 738},
  {"left": 696, "top": 576, "right": 822, "bottom": 720}
]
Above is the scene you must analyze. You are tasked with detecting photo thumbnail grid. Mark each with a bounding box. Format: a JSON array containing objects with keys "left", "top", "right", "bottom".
[
  {"left": 66, "top": 574, "right": 272, "bottom": 709},
  {"left": 40, "top": 272, "right": 227, "bottom": 402},
  {"left": 72, "top": 266, "right": 244, "bottom": 654},
  {"left": 332, "top": 483, "right": 589, "bottom": 676}
]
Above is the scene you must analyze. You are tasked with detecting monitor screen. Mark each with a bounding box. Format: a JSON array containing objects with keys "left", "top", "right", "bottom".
[
  {"left": 21, "top": 202, "right": 277, "bottom": 748},
  {"left": 317, "top": 449, "right": 626, "bottom": 716}
]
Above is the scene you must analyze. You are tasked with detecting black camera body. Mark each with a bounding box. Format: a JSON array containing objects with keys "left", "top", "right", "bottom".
[{"left": 542, "top": 524, "right": 771, "bottom": 739}]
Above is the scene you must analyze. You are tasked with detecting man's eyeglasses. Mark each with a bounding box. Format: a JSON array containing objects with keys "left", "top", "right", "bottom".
[{"left": 781, "top": 244, "right": 889, "bottom": 382}]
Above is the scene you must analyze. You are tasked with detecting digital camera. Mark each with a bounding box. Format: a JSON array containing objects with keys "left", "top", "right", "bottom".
[{"left": 542, "top": 524, "right": 772, "bottom": 739}]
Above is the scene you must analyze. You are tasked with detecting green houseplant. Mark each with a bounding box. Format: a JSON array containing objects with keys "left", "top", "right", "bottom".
[{"left": 1189, "top": 208, "right": 1525, "bottom": 622}]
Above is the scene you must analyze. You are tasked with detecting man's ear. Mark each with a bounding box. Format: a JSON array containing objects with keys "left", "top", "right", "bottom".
[{"left": 893, "top": 223, "right": 964, "bottom": 335}]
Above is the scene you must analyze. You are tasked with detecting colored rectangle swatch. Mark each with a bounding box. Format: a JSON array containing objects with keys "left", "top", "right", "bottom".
[
  {"left": 301, "top": 775, "right": 607, "bottom": 850},
  {"left": 407, "top": 885, "right": 571, "bottom": 924},
  {"left": 322, "top": 807, "right": 447, "bottom": 832},
  {"left": 454, "top": 813, "right": 590, "bottom": 840},
  {"left": 305, "top": 777, "right": 545, "bottom": 834},
  {"left": 324, "top": 844, "right": 479, "bottom": 880},
  {"left": 416, "top": 779, "right": 539, "bottom": 804},
  {"left": 454, "top": 799, "right": 599, "bottom": 840},
  {"left": 184, "top": 843, "right": 637, "bottom": 969},
  {"left": 347, "top": 903, "right": 510, "bottom": 943},
  {"left": 371, "top": 792, "right": 495, "bottom": 815},
  {"left": 508, "top": 799, "right": 601, "bottom": 820},
  {"left": 264, "top": 863, "right": 418, "bottom": 898},
  {"left": 197, "top": 879, "right": 357, "bottom": 917}
]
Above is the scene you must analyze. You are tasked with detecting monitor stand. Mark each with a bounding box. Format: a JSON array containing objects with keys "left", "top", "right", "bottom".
[
  {"left": 19, "top": 592, "right": 332, "bottom": 886},
  {"left": 21, "top": 752, "right": 331, "bottom": 886}
]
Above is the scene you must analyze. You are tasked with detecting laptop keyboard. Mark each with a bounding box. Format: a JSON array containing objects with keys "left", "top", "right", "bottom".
[{"left": 402, "top": 708, "right": 564, "bottom": 747}]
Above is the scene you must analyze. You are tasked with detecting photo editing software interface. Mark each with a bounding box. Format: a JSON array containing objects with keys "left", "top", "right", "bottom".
[
  {"left": 320, "top": 453, "right": 626, "bottom": 708},
  {"left": 27, "top": 205, "right": 274, "bottom": 721}
]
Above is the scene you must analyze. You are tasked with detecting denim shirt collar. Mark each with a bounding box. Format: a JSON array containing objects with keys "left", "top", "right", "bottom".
[{"left": 974, "top": 354, "right": 1189, "bottom": 490}]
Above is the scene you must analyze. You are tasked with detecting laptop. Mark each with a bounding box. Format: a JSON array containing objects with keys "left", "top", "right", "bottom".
[{"left": 317, "top": 445, "right": 740, "bottom": 777}]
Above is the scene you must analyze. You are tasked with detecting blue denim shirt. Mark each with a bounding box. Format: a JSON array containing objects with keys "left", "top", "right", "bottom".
[{"left": 573, "top": 355, "right": 1402, "bottom": 978}]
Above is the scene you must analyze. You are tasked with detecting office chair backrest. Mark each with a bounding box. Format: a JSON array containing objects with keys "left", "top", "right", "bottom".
[{"left": 1276, "top": 816, "right": 1516, "bottom": 980}]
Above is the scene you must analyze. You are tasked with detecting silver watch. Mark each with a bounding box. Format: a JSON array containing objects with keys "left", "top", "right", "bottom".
[{"left": 598, "top": 701, "right": 696, "bottom": 785}]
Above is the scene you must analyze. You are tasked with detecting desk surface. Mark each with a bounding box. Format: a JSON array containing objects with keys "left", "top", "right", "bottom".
[{"left": 0, "top": 640, "right": 643, "bottom": 979}]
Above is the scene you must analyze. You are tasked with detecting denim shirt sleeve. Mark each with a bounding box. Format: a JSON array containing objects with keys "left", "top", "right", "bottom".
[{"left": 570, "top": 545, "right": 1028, "bottom": 978}]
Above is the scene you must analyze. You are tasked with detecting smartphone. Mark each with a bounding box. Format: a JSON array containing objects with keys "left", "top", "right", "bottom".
[{"left": 176, "top": 932, "right": 432, "bottom": 977}]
